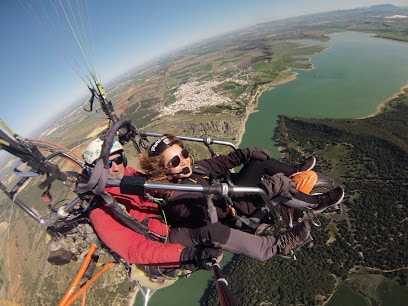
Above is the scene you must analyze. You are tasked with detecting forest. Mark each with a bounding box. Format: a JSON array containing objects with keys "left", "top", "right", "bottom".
[{"left": 202, "top": 93, "right": 408, "bottom": 305}]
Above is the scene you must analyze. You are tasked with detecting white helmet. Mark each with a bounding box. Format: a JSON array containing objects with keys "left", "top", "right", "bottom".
[{"left": 83, "top": 138, "right": 123, "bottom": 165}]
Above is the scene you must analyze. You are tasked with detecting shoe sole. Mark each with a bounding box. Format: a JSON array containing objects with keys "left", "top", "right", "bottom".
[
  {"left": 290, "top": 157, "right": 316, "bottom": 177},
  {"left": 304, "top": 157, "right": 316, "bottom": 172},
  {"left": 280, "top": 222, "right": 312, "bottom": 257},
  {"left": 279, "top": 235, "right": 313, "bottom": 260},
  {"left": 313, "top": 188, "right": 345, "bottom": 214}
]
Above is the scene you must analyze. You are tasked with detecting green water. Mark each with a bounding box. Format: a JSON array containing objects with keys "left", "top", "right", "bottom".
[
  {"left": 241, "top": 31, "right": 408, "bottom": 156},
  {"left": 135, "top": 252, "right": 233, "bottom": 306},
  {"left": 135, "top": 269, "right": 214, "bottom": 306},
  {"left": 139, "top": 31, "right": 408, "bottom": 305}
]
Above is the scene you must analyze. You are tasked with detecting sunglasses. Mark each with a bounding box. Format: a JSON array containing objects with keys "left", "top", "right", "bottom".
[
  {"left": 168, "top": 149, "right": 189, "bottom": 168},
  {"left": 108, "top": 155, "right": 124, "bottom": 168}
]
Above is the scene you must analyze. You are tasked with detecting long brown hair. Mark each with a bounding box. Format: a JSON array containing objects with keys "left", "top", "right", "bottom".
[{"left": 138, "top": 134, "right": 186, "bottom": 183}]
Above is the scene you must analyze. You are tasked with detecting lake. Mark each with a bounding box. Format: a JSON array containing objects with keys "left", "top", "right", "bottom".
[
  {"left": 137, "top": 31, "right": 408, "bottom": 305},
  {"left": 241, "top": 31, "right": 408, "bottom": 156}
]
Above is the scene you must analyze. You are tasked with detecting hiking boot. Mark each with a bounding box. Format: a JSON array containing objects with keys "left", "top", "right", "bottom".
[
  {"left": 297, "top": 156, "right": 316, "bottom": 172},
  {"left": 312, "top": 186, "right": 345, "bottom": 213},
  {"left": 276, "top": 221, "right": 311, "bottom": 256}
]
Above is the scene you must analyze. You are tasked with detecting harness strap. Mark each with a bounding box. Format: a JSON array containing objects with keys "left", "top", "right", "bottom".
[
  {"left": 93, "top": 192, "right": 158, "bottom": 241},
  {"left": 194, "top": 164, "right": 237, "bottom": 218}
]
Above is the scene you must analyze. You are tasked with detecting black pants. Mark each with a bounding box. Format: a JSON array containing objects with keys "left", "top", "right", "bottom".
[
  {"left": 233, "top": 159, "right": 317, "bottom": 204},
  {"left": 234, "top": 159, "right": 298, "bottom": 186}
]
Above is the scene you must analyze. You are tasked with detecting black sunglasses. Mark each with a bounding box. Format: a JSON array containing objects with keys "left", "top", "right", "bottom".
[
  {"left": 109, "top": 155, "right": 124, "bottom": 168},
  {"left": 168, "top": 149, "right": 189, "bottom": 167}
]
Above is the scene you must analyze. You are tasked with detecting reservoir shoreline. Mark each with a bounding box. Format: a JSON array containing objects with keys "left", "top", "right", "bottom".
[
  {"left": 237, "top": 75, "right": 408, "bottom": 148},
  {"left": 236, "top": 70, "right": 299, "bottom": 146},
  {"left": 361, "top": 81, "right": 408, "bottom": 119}
]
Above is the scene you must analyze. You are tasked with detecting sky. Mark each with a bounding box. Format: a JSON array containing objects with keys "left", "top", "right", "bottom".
[{"left": 1, "top": 0, "right": 407, "bottom": 137}]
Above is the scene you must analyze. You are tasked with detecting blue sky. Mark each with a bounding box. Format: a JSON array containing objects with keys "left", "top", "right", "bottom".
[{"left": 1, "top": 0, "right": 407, "bottom": 137}]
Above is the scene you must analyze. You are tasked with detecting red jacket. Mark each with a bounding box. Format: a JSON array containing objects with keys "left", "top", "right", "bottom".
[{"left": 90, "top": 167, "right": 185, "bottom": 266}]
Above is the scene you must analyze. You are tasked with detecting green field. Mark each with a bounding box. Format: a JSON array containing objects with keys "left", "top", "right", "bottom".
[{"left": 328, "top": 275, "right": 408, "bottom": 306}]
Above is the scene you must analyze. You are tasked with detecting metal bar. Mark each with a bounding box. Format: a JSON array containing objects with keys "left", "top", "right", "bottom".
[
  {"left": 212, "top": 259, "right": 237, "bottom": 306},
  {"left": 142, "top": 181, "right": 276, "bottom": 212},
  {"left": 117, "top": 177, "right": 270, "bottom": 202},
  {"left": 40, "top": 196, "right": 84, "bottom": 227},
  {"left": 139, "top": 132, "right": 238, "bottom": 151},
  {"left": 115, "top": 177, "right": 284, "bottom": 226}
]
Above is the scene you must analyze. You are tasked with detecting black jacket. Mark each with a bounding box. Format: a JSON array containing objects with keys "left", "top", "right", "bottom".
[{"left": 164, "top": 149, "right": 262, "bottom": 228}]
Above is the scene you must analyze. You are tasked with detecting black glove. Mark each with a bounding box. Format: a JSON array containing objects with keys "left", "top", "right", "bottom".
[
  {"left": 180, "top": 247, "right": 223, "bottom": 271},
  {"left": 242, "top": 147, "right": 272, "bottom": 162},
  {"left": 260, "top": 172, "right": 298, "bottom": 199}
]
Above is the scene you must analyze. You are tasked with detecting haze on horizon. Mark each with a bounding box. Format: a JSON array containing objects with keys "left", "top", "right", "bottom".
[{"left": 0, "top": 1, "right": 407, "bottom": 137}]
